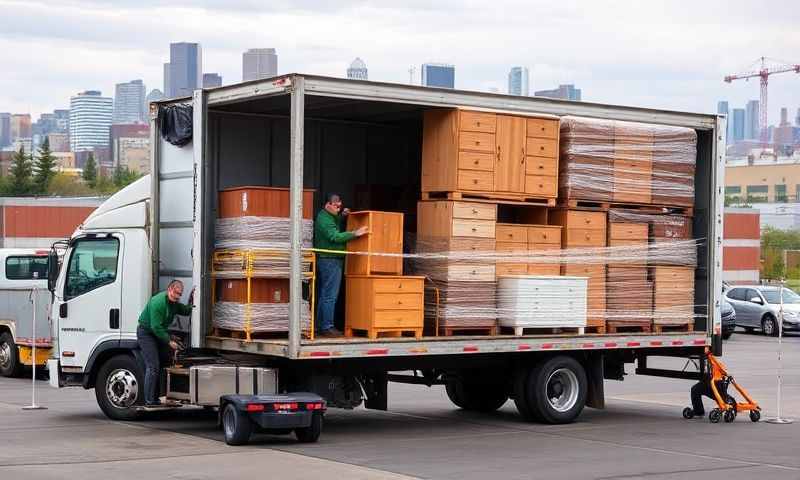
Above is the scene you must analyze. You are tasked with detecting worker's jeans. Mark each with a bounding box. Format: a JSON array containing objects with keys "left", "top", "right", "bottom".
[
  {"left": 137, "top": 326, "right": 170, "bottom": 404},
  {"left": 690, "top": 380, "right": 728, "bottom": 415},
  {"left": 316, "top": 257, "right": 344, "bottom": 332}
]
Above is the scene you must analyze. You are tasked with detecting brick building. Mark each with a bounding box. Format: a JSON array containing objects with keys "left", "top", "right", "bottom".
[
  {"left": 0, "top": 197, "right": 105, "bottom": 248},
  {"left": 722, "top": 207, "right": 761, "bottom": 285}
]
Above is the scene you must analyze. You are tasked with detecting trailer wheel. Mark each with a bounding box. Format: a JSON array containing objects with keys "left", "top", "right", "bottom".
[
  {"left": 221, "top": 403, "right": 253, "bottom": 445},
  {"left": 513, "top": 367, "right": 538, "bottom": 421},
  {"left": 295, "top": 413, "right": 323, "bottom": 443},
  {"left": 95, "top": 354, "right": 143, "bottom": 421},
  {"left": 0, "top": 332, "right": 22, "bottom": 377},
  {"left": 445, "top": 375, "right": 508, "bottom": 412},
  {"left": 525, "top": 356, "right": 587, "bottom": 424}
]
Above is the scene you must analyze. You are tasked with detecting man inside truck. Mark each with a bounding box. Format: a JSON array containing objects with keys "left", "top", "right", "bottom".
[
  {"left": 314, "top": 193, "right": 368, "bottom": 337},
  {"left": 137, "top": 280, "right": 194, "bottom": 406}
]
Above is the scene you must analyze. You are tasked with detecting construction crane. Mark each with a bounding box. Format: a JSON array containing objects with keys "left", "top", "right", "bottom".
[{"left": 725, "top": 57, "right": 800, "bottom": 143}]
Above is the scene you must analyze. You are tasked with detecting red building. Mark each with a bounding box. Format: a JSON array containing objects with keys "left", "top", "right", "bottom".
[
  {"left": 722, "top": 207, "right": 760, "bottom": 285},
  {"left": 0, "top": 197, "right": 105, "bottom": 248}
]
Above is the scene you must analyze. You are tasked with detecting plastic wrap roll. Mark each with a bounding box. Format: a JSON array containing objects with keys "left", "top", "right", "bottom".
[
  {"left": 215, "top": 216, "right": 313, "bottom": 250},
  {"left": 212, "top": 301, "right": 311, "bottom": 333}
]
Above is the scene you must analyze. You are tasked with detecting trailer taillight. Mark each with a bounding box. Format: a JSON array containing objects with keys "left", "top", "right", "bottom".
[
  {"left": 272, "top": 402, "right": 298, "bottom": 411},
  {"left": 245, "top": 404, "right": 265, "bottom": 412},
  {"left": 305, "top": 402, "right": 324, "bottom": 411}
]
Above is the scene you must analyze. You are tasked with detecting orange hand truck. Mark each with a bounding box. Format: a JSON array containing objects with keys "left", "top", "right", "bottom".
[{"left": 683, "top": 349, "right": 761, "bottom": 423}]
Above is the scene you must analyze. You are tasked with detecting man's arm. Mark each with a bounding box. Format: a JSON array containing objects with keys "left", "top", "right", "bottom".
[
  {"left": 177, "top": 302, "right": 193, "bottom": 316},
  {"left": 320, "top": 214, "right": 356, "bottom": 244},
  {"left": 148, "top": 300, "right": 171, "bottom": 343}
]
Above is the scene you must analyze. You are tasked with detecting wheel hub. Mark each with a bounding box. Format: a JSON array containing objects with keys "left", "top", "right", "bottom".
[
  {"left": 0, "top": 342, "right": 10, "bottom": 369},
  {"left": 105, "top": 368, "right": 138, "bottom": 409},
  {"left": 546, "top": 368, "right": 579, "bottom": 413},
  {"left": 223, "top": 407, "right": 236, "bottom": 438}
]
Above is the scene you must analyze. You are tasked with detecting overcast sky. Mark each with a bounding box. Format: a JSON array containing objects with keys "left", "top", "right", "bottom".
[{"left": 1, "top": 0, "right": 799, "bottom": 125}]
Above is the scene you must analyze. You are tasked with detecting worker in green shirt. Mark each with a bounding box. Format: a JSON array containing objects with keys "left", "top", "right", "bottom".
[
  {"left": 137, "top": 280, "right": 194, "bottom": 406},
  {"left": 314, "top": 193, "right": 368, "bottom": 337}
]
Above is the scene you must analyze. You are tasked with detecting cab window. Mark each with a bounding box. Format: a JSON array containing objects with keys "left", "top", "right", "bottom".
[
  {"left": 64, "top": 238, "right": 120, "bottom": 300},
  {"left": 5, "top": 256, "right": 49, "bottom": 280}
]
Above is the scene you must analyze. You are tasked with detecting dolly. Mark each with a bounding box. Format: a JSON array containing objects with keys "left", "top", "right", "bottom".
[{"left": 683, "top": 351, "right": 761, "bottom": 423}]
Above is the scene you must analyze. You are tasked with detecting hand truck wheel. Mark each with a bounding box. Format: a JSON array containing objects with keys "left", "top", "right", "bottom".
[
  {"left": 723, "top": 409, "right": 736, "bottom": 423},
  {"left": 709, "top": 408, "right": 722, "bottom": 424},
  {"left": 749, "top": 410, "right": 761, "bottom": 422},
  {"left": 682, "top": 407, "right": 694, "bottom": 419}
]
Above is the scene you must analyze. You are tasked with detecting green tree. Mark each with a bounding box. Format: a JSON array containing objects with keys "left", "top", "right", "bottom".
[
  {"left": 82, "top": 152, "right": 98, "bottom": 188},
  {"left": 112, "top": 164, "right": 141, "bottom": 188},
  {"left": 33, "top": 137, "right": 57, "bottom": 194},
  {"left": 93, "top": 169, "right": 116, "bottom": 195},
  {"left": 47, "top": 173, "right": 93, "bottom": 196},
  {"left": 9, "top": 146, "right": 33, "bottom": 195}
]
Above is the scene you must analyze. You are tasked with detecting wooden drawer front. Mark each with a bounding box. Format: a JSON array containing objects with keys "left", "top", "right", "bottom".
[
  {"left": 608, "top": 238, "right": 648, "bottom": 249},
  {"left": 452, "top": 201, "right": 496, "bottom": 221},
  {"left": 526, "top": 118, "right": 559, "bottom": 139},
  {"left": 609, "top": 223, "right": 648, "bottom": 240},
  {"left": 451, "top": 219, "right": 495, "bottom": 238},
  {"left": 444, "top": 264, "right": 496, "bottom": 281},
  {"left": 457, "top": 169, "right": 494, "bottom": 192},
  {"left": 563, "top": 264, "right": 606, "bottom": 281},
  {"left": 525, "top": 156, "right": 557, "bottom": 176},
  {"left": 373, "top": 310, "right": 423, "bottom": 328},
  {"left": 459, "top": 111, "right": 496, "bottom": 133},
  {"left": 525, "top": 138, "right": 558, "bottom": 158},
  {"left": 565, "top": 210, "right": 606, "bottom": 230},
  {"left": 458, "top": 151, "right": 495, "bottom": 172},
  {"left": 565, "top": 228, "right": 606, "bottom": 246},
  {"left": 524, "top": 175, "right": 557, "bottom": 197},
  {"left": 372, "top": 278, "right": 424, "bottom": 294},
  {"left": 496, "top": 224, "right": 528, "bottom": 243},
  {"left": 496, "top": 241, "right": 528, "bottom": 252},
  {"left": 652, "top": 267, "right": 694, "bottom": 286},
  {"left": 374, "top": 293, "right": 423, "bottom": 310},
  {"left": 497, "top": 263, "right": 529, "bottom": 276},
  {"left": 528, "top": 226, "right": 561, "bottom": 245},
  {"left": 459, "top": 131, "right": 495, "bottom": 153},
  {"left": 441, "top": 238, "right": 496, "bottom": 253},
  {"left": 528, "top": 264, "right": 561, "bottom": 276}
]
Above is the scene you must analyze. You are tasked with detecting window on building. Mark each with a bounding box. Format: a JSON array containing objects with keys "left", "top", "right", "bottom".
[
  {"left": 725, "top": 186, "right": 742, "bottom": 205},
  {"left": 725, "top": 186, "right": 741, "bottom": 195},
  {"left": 775, "top": 184, "right": 787, "bottom": 202},
  {"left": 746, "top": 185, "right": 769, "bottom": 203},
  {"left": 5, "top": 256, "right": 49, "bottom": 280}
]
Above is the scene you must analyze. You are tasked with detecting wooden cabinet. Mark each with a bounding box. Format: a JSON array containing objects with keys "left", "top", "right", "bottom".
[
  {"left": 528, "top": 225, "right": 562, "bottom": 276},
  {"left": 216, "top": 278, "right": 289, "bottom": 303},
  {"left": 345, "top": 211, "right": 404, "bottom": 276},
  {"left": 495, "top": 224, "right": 562, "bottom": 277},
  {"left": 417, "top": 200, "right": 497, "bottom": 239},
  {"left": 606, "top": 266, "right": 653, "bottom": 326},
  {"left": 608, "top": 222, "right": 649, "bottom": 265},
  {"left": 651, "top": 266, "right": 695, "bottom": 326},
  {"left": 218, "top": 186, "right": 315, "bottom": 219},
  {"left": 421, "top": 108, "right": 559, "bottom": 201},
  {"left": 345, "top": 275, "right": 424, "bottom": 339}
]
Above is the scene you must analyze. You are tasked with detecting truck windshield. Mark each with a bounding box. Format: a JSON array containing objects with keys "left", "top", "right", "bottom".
[{"left": 761, "top": 289, "right": 800, "bottom": 304}]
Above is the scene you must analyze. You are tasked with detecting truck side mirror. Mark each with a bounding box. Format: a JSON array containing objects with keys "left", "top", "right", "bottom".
[{"left": 47, "top": 249, "right": 59, "bottom": 293}]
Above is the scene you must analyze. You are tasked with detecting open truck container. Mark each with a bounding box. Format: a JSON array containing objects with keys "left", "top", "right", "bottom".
[{"left": 50, "top": 74, "right": 725, "bottom": 427}]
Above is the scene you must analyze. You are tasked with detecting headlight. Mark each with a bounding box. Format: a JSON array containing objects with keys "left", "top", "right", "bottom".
[{"left": 782, "top": 311, "right": 798, "bottom": 318}]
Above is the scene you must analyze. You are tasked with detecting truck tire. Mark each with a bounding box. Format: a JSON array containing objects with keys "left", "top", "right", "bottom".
[
  {"left": 95, "top": 354, "right": 144, "bottom": 421},
  {"left": 445, "top": 375, "right": 508, "bottom": 412},
  {"left": 0, "top": 332, "right": 22, "bottom": 377},
  {"left": 525, "top": 356, "right": 587, "bottom": 424},
  {"left": 513, "top": 367, "right": 538, "bottom": 422},
  {"left": 222, "top": 403, "right": 253, "bottom": 446},
  {"left": 295, "top": 413, "right": 323, "bottom": 443}
]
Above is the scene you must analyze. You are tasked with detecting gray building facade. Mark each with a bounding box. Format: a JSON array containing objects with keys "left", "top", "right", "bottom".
[
  {"left": 69, "top": 90, "right": 113, "bottom": 152},
  {"left": 164, "top": 42, "right": 202, "bottom": 98},
  {"left": 534, "top": 84, "right": 582, "bottom": 101},
  {"left": 421, "top": 63, "right": 455, "bottom": 88},
  {"left": 732, "top": 108, "right": 746, "bottom": 142},
  {"left": 508, "top": 67, "right": 529, "bottom": 96},
  {"left": 347, "top": 58, "right": 368, "bottom": 80},
  {"left": 1, "top": 113, "right": 13, "bottom": 147},
  {"left": 203, "top": 73, "right": 223, "bottom": 88},
  {"left": 745, "top": 99, "right": 760, "bottom": 140},
  {"left": 243, "top": 48, "right": 278, "bottom": 81},
  {"left": 113, "top": 79, "right": 147, "bottom": 124}
]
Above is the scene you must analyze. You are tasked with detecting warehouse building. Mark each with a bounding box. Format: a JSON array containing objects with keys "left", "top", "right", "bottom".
[
  {"left": 722, "top": 207, "right": 760, "bottom": 285},
  {"left": 0, "top": 196, "right": 105, "bottom": 248}
]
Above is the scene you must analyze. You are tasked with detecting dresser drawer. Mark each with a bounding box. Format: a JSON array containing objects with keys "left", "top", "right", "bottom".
[
  {"left": 374, "top": 293, "right": 423, "bottom": 310},
  {"left": 526, "top": 118, "right": 559, "bottom": 139},
  {"left": 459, "top": 131, "right": 495, "bottom": 153},
  {"left": 458, "top": 151, "right": 495, "bottom": 172},
  {"left": 373, "top": 310, "right": 423, "bottom": 328},
  {"left": 442, "top": 264, "right": 496, "bottom": 281},
  {"left": 524, "top": 175, "right": 557, "bottom": 197},
  {"left": 563, "top": 264, "right": 606, "bottom": 281},
  {"left": 527, "top": 264, "right": 562, "bottom": 276},
  {"left": 459, "top": 110, "right": 496, "bottom": 133},
  {"left": 563, "top": 210, "right": 607, "bottom": 230},
  {"left": 496, "top": 224, "right": 528, "bottom": 243},
  {"left": 457, "top": 169, "right": 493, "bottom": 192},
  {"left": 438, "top": 238, "right": 496, "bottom": 253},
  {"left": 451, "top": 201, "right": 496, "bottom": 221},
  {"left": 528, "top": 226, "right": 561, "bottom": 245},
  {"left": 525, "top": 156, "right": 557, "bottom": 176},
  {"left": 371, "top": 277, "right": 424, "bottom": 294},
  {"left": 564, "top": 228, "right": 606, "bottom": 246},
  {"left": 496, "top": 263, "right": 529, "bottom": 276},
  {"left": 451, "top": 219, "right": 495, "bottom": 238},
  {"left": 525, "top": 138, "right": 558, "bottom": 158},
  {"left": 609, "top": 223, "right": 648, "bottom": 240}
]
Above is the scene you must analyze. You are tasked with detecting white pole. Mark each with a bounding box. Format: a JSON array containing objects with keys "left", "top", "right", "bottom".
[
  {"left": 22, "top": 285, "right": 46, "bottom": 411},
  {"left": 766, "top": 279, "right": 792, "bottom": 424}
]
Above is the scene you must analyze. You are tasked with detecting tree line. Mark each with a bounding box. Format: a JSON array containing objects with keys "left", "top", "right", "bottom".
[{"left": 3, "top": 138, "right": 142, "bottom": 196}]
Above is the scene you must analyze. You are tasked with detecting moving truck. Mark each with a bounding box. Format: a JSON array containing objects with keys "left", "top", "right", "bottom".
[{"left": 46, "top": 74, "right": 725, "bottom": 439}]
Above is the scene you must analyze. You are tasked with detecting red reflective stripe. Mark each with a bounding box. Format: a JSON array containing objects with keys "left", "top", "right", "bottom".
[
  {"left": 541, "top": 344, "right": 554, "bottom": 349},
  {"left": 366, "top": 348, "right": 389, "bottom": 355},
  {"left": 693, "top": 339, "right": 707, "bottom": 345},
  {"left": 463, "top": 345, "right": 478, "bottom": 352},
  {"left": 627, "top": 342, "right": 641, "bottom": 347},
  {"left": 518, "top": 344, "right": 531, "bottom": 351},
  {"left": 582, "top": 343, "right": 594, "bottom": 348},
  {"left": 604, "top": 342, "right": 618, "bottom": 348},
  {"left": 650, "top": 341, "right": 663, "bottom": 346},
  {"left": 672, "top": 340, "right": 685, "bottom": 346},
  {"left": 309, "top": 351, "right": 331, "bottom": 357}
]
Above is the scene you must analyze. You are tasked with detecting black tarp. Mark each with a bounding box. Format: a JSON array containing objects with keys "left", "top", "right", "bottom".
[{"left": 160, "top": 104, "right": 193, "bottom": 147}]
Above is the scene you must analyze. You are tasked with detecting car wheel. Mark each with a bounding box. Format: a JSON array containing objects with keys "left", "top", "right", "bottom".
[{"left": 762, "top": 315, "right": 778, "bottom": 337}]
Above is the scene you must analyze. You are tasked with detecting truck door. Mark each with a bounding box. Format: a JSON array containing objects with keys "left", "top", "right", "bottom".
[{"left": 55, "top": 235, "right": 123, "bottom": 369}]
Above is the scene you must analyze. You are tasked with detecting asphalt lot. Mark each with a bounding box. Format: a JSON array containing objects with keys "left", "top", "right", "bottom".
[{"left": 1, "top": 330, "right": 799, "bottom": 480}]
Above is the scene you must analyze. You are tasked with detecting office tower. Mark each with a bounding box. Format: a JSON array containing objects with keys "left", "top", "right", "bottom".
[
  {"left": 0, "top": 113, "right": 10, "bottom": 147},
  {"left": 113, "top": 79, "right": 147, "bottom": 124},
  {"left": 347, "top": 58, "right": 368, "bottom": 80},
  {"left": 745, "top": 100, "right": 759, "bottom": 140},
  {"left": 508, "top": 67, "right": 530, "bottom": 96},
  {"left": 732, "top": 108, "right": 745, "bottom": 142},
  {"left": 243, "top": 48, "right": 278, "bottom": 81},
  {"left": 146, "top": 89, "right": 165, "bottom": 105},
  {"left": 47, "top": 133, "right": 70, "bottom": 152},
  {"left": 203, "top": 73, "right": 222, "bottom": 88},
  {"left": 10, "top": 114, "right": 32, "bottom": 141},
  {"left": 796, "top": 108, "right": 800, "bottom": 127},
  {"left": 534, "top": 85, "right": 582, "bottom": 101},
  {"left": 163, "top": 42, "right": 202, "bottom": 98},
  {"left": 421, "top": 63, "right": 455, "bottom": 88},
  {"left": 717, "top": 101, "right": 730, "bottom": 142},
  {"left": 69, "top": 90, "right": 113, "bottom": 152}
]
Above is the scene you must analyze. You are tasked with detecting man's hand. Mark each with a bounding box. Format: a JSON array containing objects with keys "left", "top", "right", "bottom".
[
  {"left": 169, "top": 340, "right": 180, "bottom": 350},
  {"left": 188, "top": 287, "right": 196, "bottom": 305},
  {"left": 353, "top": 226, "right": 369, "bottom": 237},
  {"left": 341, "top": 208, "right": 351, "bottom": 217}
]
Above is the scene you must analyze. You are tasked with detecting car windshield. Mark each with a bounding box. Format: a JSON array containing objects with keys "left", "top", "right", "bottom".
[{"left": 761, "top": 289, "right": 800, "bottom": 304}]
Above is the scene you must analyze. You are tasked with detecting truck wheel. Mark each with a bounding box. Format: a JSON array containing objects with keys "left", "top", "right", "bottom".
[
  {"left": 295, "top": 413, "right": 323, "bottom": 443},
  {"left": 0, "top": 332, "right": 22, "bottom": 377},
  {"left": 95, "top": 355, "right": 143, "bottom": 421},
  {"left": 445, "top": 376, "right": 508, "bottom": 412},
  {"left": 513, "top": 367, "right": 538, "bottom": 422},
  {"left": 222, "top": 403, "right": 253, "bottom": 446},
  {"left": 525, "top": 356, "right": 588, "bottom": 424}
]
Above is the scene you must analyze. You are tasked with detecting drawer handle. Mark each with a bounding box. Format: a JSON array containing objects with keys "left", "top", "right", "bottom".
[
  {"left": 474, "top": 160, "right": 479, "bottom": 165},
  {"left": 476, "top": 122, "right": 481, "bottom": 126},
  {"left": 538, "top": 165, "right": 544, "bottom": 169},
  {"left": 539, "top": 184, "right": 543, "bottom": 188},
  {"left": 471, "top": 227, "right": 477, "bottom": 232},
  {"left": 398, "top": 284, "right": 402, "bottom": 289},
  {"left": 585, "top": 234, "right": 591, "bottom": 240},
  {"left": 585, "top": 219, "right": 591, "bottom": 224},
  {"left": 473, "top": 179, "right": 478, "bottom": 184},
  {"left": 472, "top": 208, "right": 478, "bottom": 214},
  {"left": 540, "top": 146, "right": 545, "bottom": 151}
]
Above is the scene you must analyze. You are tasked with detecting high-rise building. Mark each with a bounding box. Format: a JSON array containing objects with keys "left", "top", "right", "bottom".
[
  {"left": 146, "top": 89, "right": 165, "bottom": 107},
  {"left": 243, "top": 48, "right": 278, "bottom": 81},
  {"left": 717, "top": 101, "right": 730, "bottom": 142},
  {"left": 163, "top": 42, "right": 202, "bottom": 98},
  {"left": 110, "top": 124, "right": 150, "bottom": 173},
  {"left": 203, "top": 73, "right": 222, "bottom": 88},
  {"left": 745, "top": 100, "right": 760, "bottom": 140},
  {"left": 0, "top": 113, "right": 10, "bottom": 147},
  {"left": 796, "top": 108, "right": 800, "bottom": 127},
  {"left": 10, "top": 114, "right": 32, "bottom": 141},
  {"left": 421, "top": 63, "right": 455, "bottom": 88},
  {"left": 732, "top": 108, "right": 746, "bottom": 142},
  {"left": 347, "top": 58, "right": 368, "bottom": 80},
  {"left": 508, "top": 67, "right": 530, "bottom": 96},
  {"left": 47, "top": 133, "right": 70, "bottom": 152},
  {"left": 534, "top": 84, "right": 582, "bottom": 101},
  {"left": 113, "top": 79, "right": 147, "bottom": 124},
  {"left": 69, "top": 90, "right": 113, "bottom": 152}
]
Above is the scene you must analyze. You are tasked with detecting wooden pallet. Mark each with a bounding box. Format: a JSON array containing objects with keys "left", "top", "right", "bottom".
[
  {"left": 439, "top": 325, "right": 498, "bottom": 337},
  {"left": 500, "top": 326, "right": 585, "bottom": 336},
  {"left": 605, "top": 321, "right": 652, "bottom": 334},
  {"left": 422, "top": 191, "right": 556, "bottom": 206},
  {"left": 345, "top": 327, "right": 423, "bottom": 340},
  {"left": 653, "top": 322, "right": 694, "bottom": 334},
  {"left": 558, "top": 199, "right": 693, "bottom": 216},
  {"left": 584, "top": 325, "right": 607, "bottom": 334},
  {"left": 211, "top": 327, "right": 312, "bottom": 340}
]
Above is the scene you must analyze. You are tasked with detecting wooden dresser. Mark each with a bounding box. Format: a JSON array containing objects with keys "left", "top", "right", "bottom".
[
  {"left": 345, "top": 275, "right": 424, "bottom": 339},
  {"left": 218, "top": 186, "right": 315, "bottom": 219},
  {"left": 345, "top": 211, "right": 404, "bottom": 276},
  {"left": 495, "top": 224, "right": 562, "bottom": 276}
]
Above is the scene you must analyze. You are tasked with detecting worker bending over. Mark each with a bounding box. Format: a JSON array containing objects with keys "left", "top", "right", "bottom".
[{"left": 313, "top": 193, "right": 368, "bottom": 337}]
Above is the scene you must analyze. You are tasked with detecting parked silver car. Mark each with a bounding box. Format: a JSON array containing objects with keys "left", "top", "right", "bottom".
[{"left": 724, "top": 285, "right": 800, "bottom": 336}]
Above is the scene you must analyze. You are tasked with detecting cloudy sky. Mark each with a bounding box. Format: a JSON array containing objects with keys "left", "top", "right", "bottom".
[{"left": 1, "top": 0, "right": 799, "bottom": 124}]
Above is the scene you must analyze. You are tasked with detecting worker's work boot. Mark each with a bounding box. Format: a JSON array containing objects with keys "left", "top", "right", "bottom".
[{"left": 318, "top": 328, "right": 343, "bottom": 338}]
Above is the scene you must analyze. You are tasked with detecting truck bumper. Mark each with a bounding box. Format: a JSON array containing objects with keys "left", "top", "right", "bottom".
[
  {"left": 249, "top": 411, "right": 315, "bottom": 430},
  {"left": 18, "top": 346, "right": 51, "bottom": 367}
]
